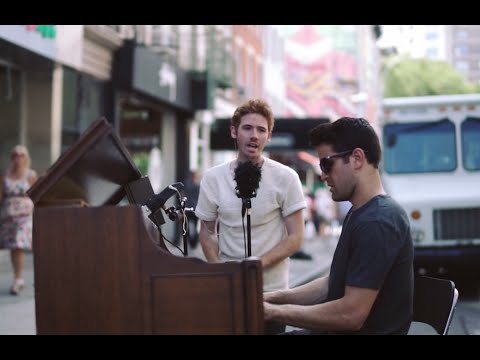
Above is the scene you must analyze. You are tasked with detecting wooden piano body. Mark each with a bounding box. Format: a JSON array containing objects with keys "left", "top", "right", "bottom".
[{"left": 27, "top": 118, "right": 264, "bottom": 334}]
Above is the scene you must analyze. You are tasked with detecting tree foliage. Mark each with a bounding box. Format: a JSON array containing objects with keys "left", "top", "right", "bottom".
[{"left": 383, "top": 57, "right": 480, "bottom": 97}]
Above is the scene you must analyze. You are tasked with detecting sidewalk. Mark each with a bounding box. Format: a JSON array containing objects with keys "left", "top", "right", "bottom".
[
  {"left": 184, "top": 234, "right": 336, "bottom": 288},
  {"left": 0, "top": 236, "right": 333, "bottom": 336},
  {"left": 0, "top": 249, "right": 8, "bottom": 267},
  {"left": 0, "top": 233, "right": 335, "bottom": 279},
  {"left": 0, "top": 250, "right": 35, "bottom": 335},
  {"left": 289, "top": 235, "right": 336, "bottom": 287},
  {"left": 0, "top": 240, "right": 475, "bottom": 335}
]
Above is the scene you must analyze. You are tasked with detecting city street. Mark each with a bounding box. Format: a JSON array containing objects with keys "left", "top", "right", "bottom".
[{"left": 2, "top": 24, "right": 480, "bottom": 336}]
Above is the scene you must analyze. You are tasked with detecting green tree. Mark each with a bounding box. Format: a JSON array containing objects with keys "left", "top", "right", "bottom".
[
  {"left": 383, "top": 57, "right": 480, "bottom": 97},
  {"left": 132, "top": 152, "right": 149, "bottom": 176}
]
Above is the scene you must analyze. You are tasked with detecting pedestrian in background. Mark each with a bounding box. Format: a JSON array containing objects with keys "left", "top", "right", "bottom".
[
  {"left": 264, "top": 117, "right": 414, "bottom": 335},
  {"left": 0, "top": 145, "right": 38, "bottom": 295},
  {"left": 290, "top": 186, "right": 313, "bottom": 260},
  {"left": 313, "top": 184, "right": 337, "bottom": 239}
]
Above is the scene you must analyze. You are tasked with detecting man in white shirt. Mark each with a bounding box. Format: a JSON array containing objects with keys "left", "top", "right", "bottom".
[{"left": 195, "top": 99, "right": 306, "bottom": 333}]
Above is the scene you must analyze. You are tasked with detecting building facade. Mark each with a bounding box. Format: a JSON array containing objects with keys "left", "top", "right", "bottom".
[{"left": 379, "top": 25, "right": 480, "bottom": 84}]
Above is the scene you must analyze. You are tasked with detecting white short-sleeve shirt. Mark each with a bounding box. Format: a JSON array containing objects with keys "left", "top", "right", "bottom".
[{"left": 195, "top": 158, "right": 306, "bottom": 291}]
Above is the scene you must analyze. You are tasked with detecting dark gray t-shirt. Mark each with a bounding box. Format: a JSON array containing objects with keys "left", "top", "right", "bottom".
[{"left": 323, "top": 195, "right": 414, "bottom": 335}]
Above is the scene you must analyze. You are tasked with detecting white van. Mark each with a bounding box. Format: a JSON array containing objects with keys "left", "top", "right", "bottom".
[{"left": 380, "top": 94, "right": 480, "bottom": 276}]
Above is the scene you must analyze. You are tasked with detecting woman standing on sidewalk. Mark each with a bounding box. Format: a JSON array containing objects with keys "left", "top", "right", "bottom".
[{"left": 0, "top": 145, "right": 37, "bottom": 295}]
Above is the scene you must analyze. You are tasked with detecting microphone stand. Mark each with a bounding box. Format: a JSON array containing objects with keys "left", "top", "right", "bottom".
[
  {"left": 179, "top": 196, "right": 189, "bottom": 257},
  {"left": 164, "top": 194, "right": 191, "bottom": 257},
  {"left": 242, "top": 197, "right": 252, "bottom": 257}
]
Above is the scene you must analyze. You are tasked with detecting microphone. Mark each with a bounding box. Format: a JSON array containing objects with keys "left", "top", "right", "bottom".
[
  {"left": 145, "top": 182, "right": 184, "bottom": 213},
  {"left": 234, "top": 160, "right": 262, "bottom": 199}
]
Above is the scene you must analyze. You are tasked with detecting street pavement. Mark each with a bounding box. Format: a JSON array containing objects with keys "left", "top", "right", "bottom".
[
  {"left": 0, "top": 250, "right": 35, "bottom": 335},
  {"left": 0, "top": 233, "right": 476, "bottom": 335},
  {"left": 0, "top": 234, "right": 334, "bottom": 335},
  {"left": 183, "top": 232, "right": 337, "bottom": 288}
]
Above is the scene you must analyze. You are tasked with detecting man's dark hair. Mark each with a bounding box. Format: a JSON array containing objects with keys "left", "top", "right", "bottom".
[{"left": 309, "top": 117, "right": 381, "bottom": 168}]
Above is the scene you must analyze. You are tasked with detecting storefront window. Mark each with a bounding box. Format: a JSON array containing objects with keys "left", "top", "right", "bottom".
[
  {"left": 0, "top": 65, "right": 21, "bottom": 170},
  {"left": 61, "top": 67, "right": 106, "bottom": 152}
]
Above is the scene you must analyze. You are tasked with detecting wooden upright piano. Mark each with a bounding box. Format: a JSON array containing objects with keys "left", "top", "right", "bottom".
[{"left": 27, "top": 118, "right": 264, "bottom": 335}]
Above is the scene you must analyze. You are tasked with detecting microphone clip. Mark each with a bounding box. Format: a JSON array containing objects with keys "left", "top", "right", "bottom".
[{"left": 144, "top": 182, "right": 185, "bottom": 227}]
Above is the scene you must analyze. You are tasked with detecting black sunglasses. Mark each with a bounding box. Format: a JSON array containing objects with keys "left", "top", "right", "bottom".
[{"left": 319, "top": 150, "right": 353, "bottom": 175}]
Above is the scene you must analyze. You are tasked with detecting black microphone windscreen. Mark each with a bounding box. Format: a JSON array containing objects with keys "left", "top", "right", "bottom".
[{"left": 234, "top": 161, "right": 262, "bottom": 199}]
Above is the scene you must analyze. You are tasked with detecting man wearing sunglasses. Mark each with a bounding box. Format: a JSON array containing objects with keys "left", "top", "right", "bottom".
[{"left": 263, "top": 117, "right": 414, "bottom": 335}]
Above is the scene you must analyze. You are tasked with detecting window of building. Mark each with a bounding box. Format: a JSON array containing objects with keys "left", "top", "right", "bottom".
[
  {"left": 61, "top": 67, "right": 106, "bottom": 153},
  {"left": 455, "top": 45, "right": 469, "bottom": 57},
  {"left": 455, "top": 30, "right": 468, "bottom": 39},
  {"left": 426, "top": 32, "right": 438, "bottom": 41},
  {"left": 0, "top": 64, "right": 21, "bottom": 170},
  {"left": 426, "top": 47, "right": 438, "bottom": 58}
]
